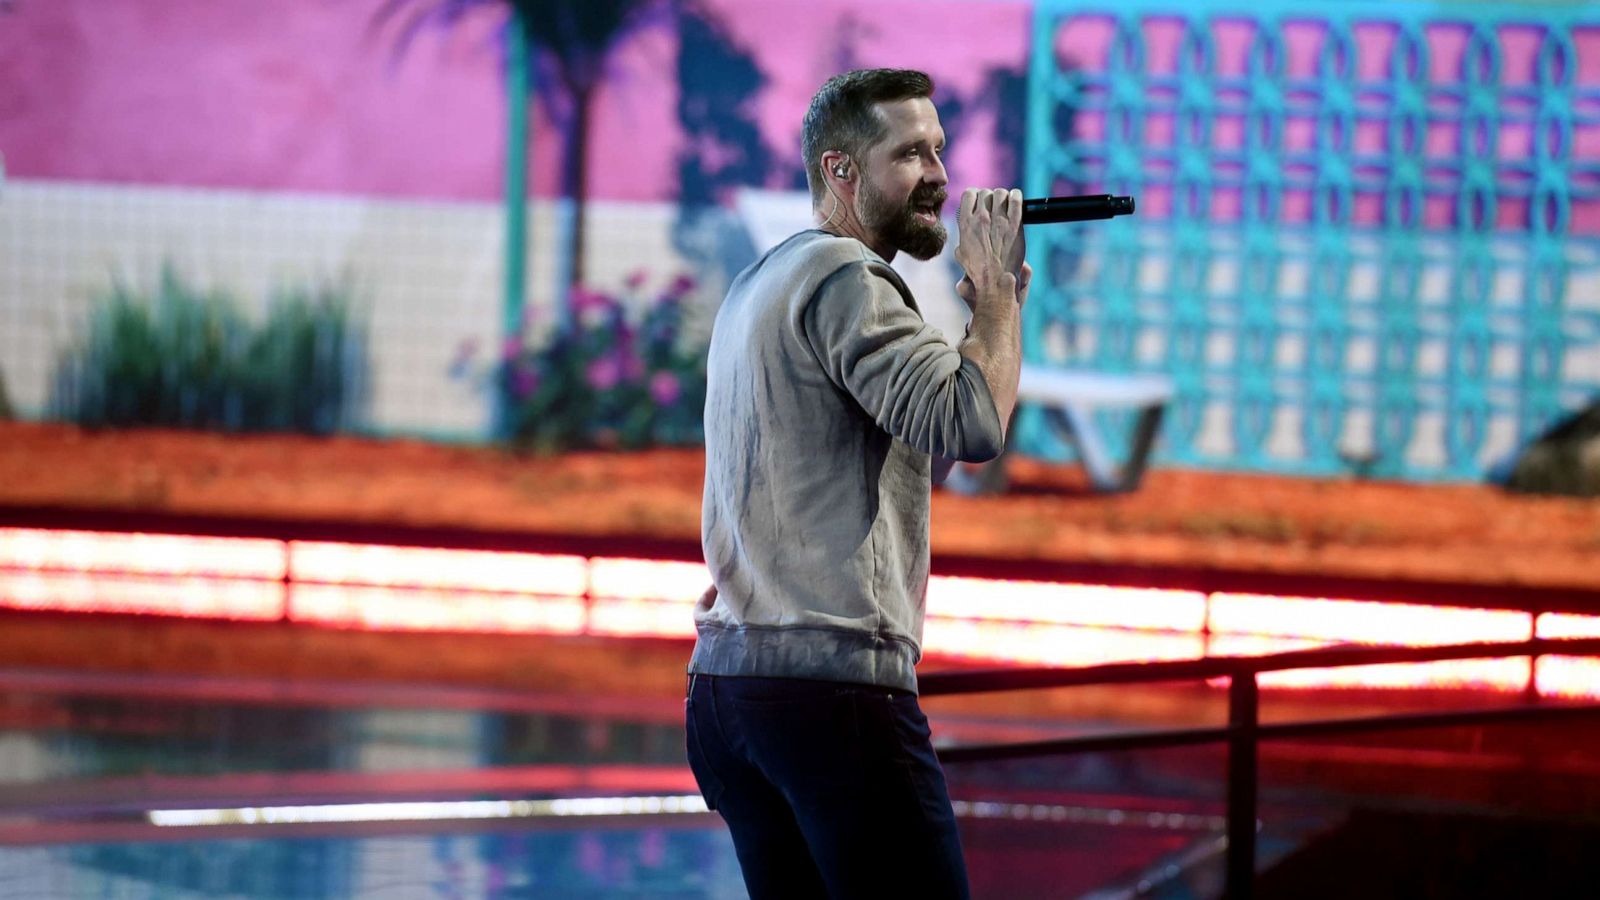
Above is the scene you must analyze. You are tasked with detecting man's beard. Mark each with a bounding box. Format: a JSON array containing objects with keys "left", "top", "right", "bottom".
[{"left": 858, "top": 180, "right": 948, "bottom": 261}]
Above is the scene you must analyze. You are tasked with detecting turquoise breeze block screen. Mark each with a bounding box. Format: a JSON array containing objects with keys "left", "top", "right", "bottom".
[{"left": 1018, "top": 0, "right": 1600, "bottom": 480}]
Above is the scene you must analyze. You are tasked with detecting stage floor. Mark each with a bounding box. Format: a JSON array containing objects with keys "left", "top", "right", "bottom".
[
  {"left": 2, "top": 421, "right": 1596, "bottom": 596},
  {"left": 4, "top": 422, "right": 1600, "bottom": 896}
]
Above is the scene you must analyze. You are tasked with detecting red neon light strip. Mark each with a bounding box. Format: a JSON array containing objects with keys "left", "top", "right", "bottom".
[
  {"left": 1208, "top": 634, "right": 1331, "bottom": 657},
  {"left": 926, "top": 577, "right": 1206, "bottom": 632},
  {"left": 289, "top": 542, "right": 587, "bottom": 596},
  {"left": 0, "top": 528, "right": 285, "bottom": 579},
  {"left": 1209, "top": 593, "right": 1533, "bottom": 646},
  {"left": 589, "top": 598, "right": 698, "bottom": 638},
  {"left": 1537, "top": 612, "right": 1600, "bottom": 639},
  {"left": 0, "top": 571, "right": 282, "bottom": 620},
  {"left": 3, "top": 529, "right": 1599, "bottom": 699},
  {"left": 589, "top": 558, "right": 712, "bottom": 604},
  {"left": 924, "top": 618, "right": 1206, "bottom": 667},
  {"left": 290, "top": 584, "right": 584, "bottom": 635},
  {"left": 1255, "top": 658, "right": 1533, "bottom": 692},
  {"left": 1536, "top": 656, "right": 1600, "bottom": 699}
]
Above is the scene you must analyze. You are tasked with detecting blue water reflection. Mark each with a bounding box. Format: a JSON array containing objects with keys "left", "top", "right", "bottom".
[
  {"left": 0, "top": 680, "right": 746, "bottom": 897},
  {"left": 1, "top": 829, "right": 745, "bottom": 898},
  {"left": 0, "top": 690, "right": 692, "bottom": 784}
]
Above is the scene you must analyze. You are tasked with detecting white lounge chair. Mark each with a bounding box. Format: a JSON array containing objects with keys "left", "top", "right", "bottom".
[{"left": 948, "top": 366, "right": 1173, "bottom": 494}]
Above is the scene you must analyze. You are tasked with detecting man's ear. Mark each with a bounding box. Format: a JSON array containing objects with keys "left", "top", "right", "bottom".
[{"left": 821, "top": 150, "right": 851, "bottom": 183}]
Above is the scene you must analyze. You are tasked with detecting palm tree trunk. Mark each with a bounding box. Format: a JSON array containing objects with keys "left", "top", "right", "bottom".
[
  {"left": 499, "top": 9, "right": 533, "bottom": 438},
  {"left": 564, "top": 81, "right": 595, "bottom": 291}
]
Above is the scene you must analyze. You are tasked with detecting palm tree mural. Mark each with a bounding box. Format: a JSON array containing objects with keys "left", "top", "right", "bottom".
[{"left": 377, "top": 0, "right": 667, "bottom": 305}]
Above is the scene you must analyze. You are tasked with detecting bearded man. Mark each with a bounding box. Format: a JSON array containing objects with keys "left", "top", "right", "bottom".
[{"left": 685, "top": 68, "right": 1029, "bottom": 899}]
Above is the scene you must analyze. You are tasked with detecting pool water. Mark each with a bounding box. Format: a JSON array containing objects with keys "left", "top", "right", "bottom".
[{"left": 0, "top": 669, "right": 1264, "bottom": 898}]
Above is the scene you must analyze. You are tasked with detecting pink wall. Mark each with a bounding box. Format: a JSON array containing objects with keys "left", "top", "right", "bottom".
[
  {"left": 4, "top": 0, "right": 1589, "bottom": 231},
  {"left": 703, "top": 0, "right": 1031, "bottom": 198},
  {"left": 3, "top": 0, "right": 511, "bottom": 200},
  {"left": 0, "top": 0, "right": 1029, "bottom": 203}
]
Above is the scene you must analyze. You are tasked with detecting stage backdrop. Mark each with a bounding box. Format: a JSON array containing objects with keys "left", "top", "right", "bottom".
[
  {"left": 1017, "top": 0, "right": 1600, "bottom": 479},
  {"left": 0, "top": 0, "right": 1026, "bottom": 442},
  {"left": 1, "top": 0, "right": 1596, "bottom": 480}
]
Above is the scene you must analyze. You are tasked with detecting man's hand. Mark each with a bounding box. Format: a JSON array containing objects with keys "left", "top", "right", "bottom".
[
  {"left": 951, "top": 188, "right": 1028, "bottom": 450},
  {"left": 954, "top": 188, "right": 1026, "bottom": 308},
  {"left": 958, "top": 261, "right": 1032, "bottom": 311}
]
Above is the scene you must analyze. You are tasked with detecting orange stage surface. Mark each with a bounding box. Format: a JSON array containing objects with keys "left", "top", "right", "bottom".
[{"left": 2, "top": 421, "right": 1596, "bottom": 598}]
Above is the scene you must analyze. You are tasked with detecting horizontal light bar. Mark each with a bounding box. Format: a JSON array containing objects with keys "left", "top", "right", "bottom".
[
  {"left": 1537, "top": 613, "right": 1600, "bottom": 639},
  {"left": 0, "top": 528, "right": 285, "bottom": 579},
  {"left": 1256, "top": 658, "right": 1533, "bottom": 691},
  {"left": 1536, "top": 656, "right": 1600, "bottom": 699},
  {"left": 950, "top": 800, "right": 1224, "bottom": 832},
  {"left": 1208, "top": 633, "right": 1533, "bottom": 691},
  {"left": 148, "top": 794, "right": 711, "bottom": 827},
  {"left": 1208, "top": 634, "right": 1331, "bottom": 657},
  {"left": 927, "top": 577, "right": 1206, "bottom": 632},
  {"left": 6, "top": 528, "right": 1600, "bottom": 699},
  {"left": 291, "top": 584, "right": 584, "bottom": 635},
  {"left": 0, "top": 571, "right": 283, "bottom": 620},
  {"left": 590, "top": 558, "right": 712, "bottom": 603},
  {"left": 1210, "top": 593, "right": 1533, "bottom": 646},
  {"left": 589, "top": 598, "right": 698, "bottom": 638},
  {"left": 923, "top": 618, "right": 1205, "bottom": 667},
  {"left": 290, "top": 542, "right": 588, "bottom": 596},
  {"left": 143, "top": 794, "right": 1222, "bottom": 832}
]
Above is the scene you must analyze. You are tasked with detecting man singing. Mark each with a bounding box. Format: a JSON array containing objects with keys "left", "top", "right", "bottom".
[{"left": 685, "top": 68, "right": 1029, "bottom": 898}]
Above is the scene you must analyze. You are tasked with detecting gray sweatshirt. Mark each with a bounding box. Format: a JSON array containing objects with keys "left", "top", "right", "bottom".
[{"left": 690, "top": 230, "right": 1006, "bottom": 693}]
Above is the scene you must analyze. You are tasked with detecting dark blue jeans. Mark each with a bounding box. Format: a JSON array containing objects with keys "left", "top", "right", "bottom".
[{"left": 685, "top": 673, "right": 971, "bottom": 899}]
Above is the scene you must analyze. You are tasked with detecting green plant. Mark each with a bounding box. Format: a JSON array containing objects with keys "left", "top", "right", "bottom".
[
  {"left": 462, "top": 274, "right": 706, "bottom": 452},
  {"left": 52, "top": 266, "right": 366, "bottom": 434}
]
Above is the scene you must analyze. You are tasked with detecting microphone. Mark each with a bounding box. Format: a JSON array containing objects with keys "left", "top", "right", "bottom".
[{"left": 1021, "top": 194, "right": 1135, "bottom": 224}]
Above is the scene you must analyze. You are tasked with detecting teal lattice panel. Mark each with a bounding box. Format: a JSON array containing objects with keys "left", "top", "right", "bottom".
[{"left": 1018, "top": 0, "right": 1600, "bottom": 480}]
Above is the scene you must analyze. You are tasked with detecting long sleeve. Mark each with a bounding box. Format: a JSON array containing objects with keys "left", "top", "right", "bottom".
[{"left": 802, "top": 261, "right": 1005, "bottom": 463}]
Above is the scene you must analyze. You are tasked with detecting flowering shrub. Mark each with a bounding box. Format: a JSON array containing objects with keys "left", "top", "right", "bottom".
[{"left": 483, "top": 274, "right": 708, "bottom": 452}]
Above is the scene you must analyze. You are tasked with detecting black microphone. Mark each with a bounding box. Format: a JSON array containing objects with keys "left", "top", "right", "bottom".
[{"left": 1021, "top": 194, "right": 1135, "bottom": 224}]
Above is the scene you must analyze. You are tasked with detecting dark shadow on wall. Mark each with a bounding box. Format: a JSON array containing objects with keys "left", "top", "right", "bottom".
[{"left": 670, "top": 0, "right": 769, "bottom": 297}]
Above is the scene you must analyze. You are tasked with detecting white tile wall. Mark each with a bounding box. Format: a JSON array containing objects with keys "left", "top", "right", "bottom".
[
  {"left": 0, "top": 179, "right": 692, "bottom": 437},
  {"left": 5, "top": 178, "right": 1594, "bottom": 474}
]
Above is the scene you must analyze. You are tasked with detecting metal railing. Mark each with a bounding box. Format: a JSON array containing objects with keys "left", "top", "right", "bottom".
[{"left": 920, "top": 636, "right": 1600, "bottom": 899}]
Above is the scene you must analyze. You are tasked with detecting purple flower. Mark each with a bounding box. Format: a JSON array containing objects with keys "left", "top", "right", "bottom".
[
  {"left": 663, "top": 273, "right": 696, "bottom": 303},
  {"left": 614, "top": 334, "right": 643, "bottom": 381},
  {"left": 649, "top": 371, "right": 680, "bottom": 405},
  {"left": 510, "top": 366, "right": 538, "bottom": 398},
  {"left": 501, "top": 336, "right": 523, "bottom": 361},
  {"left": 570, "top": 286, "right": 608, "bottom": 311},
  {"left": 585, "top": 354, "right": 623, "bottom": 391},
  {"left": 625, "top": 270, "right": 647, "bottom": 291},
  {"left": 574, "top": 286, "right": 620, "bottom": 330},
  {"left": 613, "top": 319, "right": 637, "bottom": 347}
]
